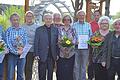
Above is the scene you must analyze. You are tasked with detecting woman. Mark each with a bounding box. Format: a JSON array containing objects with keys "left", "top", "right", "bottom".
[
  {"left": 56, "top": 15, "right": 77, "bottom": 80},
  {"left": 89, "top": 16, "right": 110, "bottom": 80},
  {"left": 101, "top": 18, "right": 120, "bottom": 80},
  {"left": 22, "top": 11, "right": 39, "bottom": 80}
]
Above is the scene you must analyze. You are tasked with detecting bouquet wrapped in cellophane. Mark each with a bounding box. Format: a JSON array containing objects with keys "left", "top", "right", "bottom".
[
  {"left": 0, "top": 39, "right": 6, "bottom": 54},
  {"left": 87, "top": 36, "right": 104, "bottom": 48}
]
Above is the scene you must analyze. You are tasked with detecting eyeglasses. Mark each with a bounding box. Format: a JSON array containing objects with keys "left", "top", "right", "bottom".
[
  {"left": 64, "top": 19, "right": 70, "bottom": 21},
  {"left": 100, "top": 23, "right": 108, "bottom": 25}
]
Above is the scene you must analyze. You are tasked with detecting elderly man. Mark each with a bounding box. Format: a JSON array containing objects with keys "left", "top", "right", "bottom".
[
  {"left": 23, "top": 11, "right": 39, "bottom": 80},
  {"left": 6, "top": 13, "right": 28, "bottom": 80},
  {"left": 34, "top": 14, "right": 59, "bottom": 80},
  {"left": 53, "top": 13, "right": 63, "bottom": 28},
  {"left": 73, "top": 10, "right": 92, "bottom": 80}
]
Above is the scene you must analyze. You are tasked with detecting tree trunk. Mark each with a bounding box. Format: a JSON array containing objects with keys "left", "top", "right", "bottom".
[{"left": 105, "top": 0, "right": 110, "bottom": 16}]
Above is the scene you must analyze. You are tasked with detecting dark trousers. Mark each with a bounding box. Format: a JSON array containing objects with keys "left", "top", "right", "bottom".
[
  {"left": 38, "top": 57, "right": 55, "bottom": 80},
  {"left": 108, "top": 57, "right": 120, "bottom": 80},
  {"left": 25, "top": 52, "right": 34, "bottom": 80},
  {"left": 94, "top": 63, "right": 108, "bottom": 80},
  {"left": 56, "top": 55, "right": 75, "bottom": 80},
  {"left": 0, "top": 63, "right": 3, "bottom": 80},
  {"left": 88, "top": 63, "right": 94, "bottom": 80}
]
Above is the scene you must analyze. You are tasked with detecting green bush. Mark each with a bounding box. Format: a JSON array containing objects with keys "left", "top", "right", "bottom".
[{"left": 0, "top": 5, "right": 24, "bottom": 30}]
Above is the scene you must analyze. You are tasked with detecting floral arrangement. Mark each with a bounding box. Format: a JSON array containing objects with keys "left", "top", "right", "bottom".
[
  {"left": 87, "top": 36, "right": 104, "bottom": 47},
  {"left": 59, "top": 36, "right": 74, "bottom": 48},
  {"left": 0, "top": 40, "right": 6, "bottom": 54}
]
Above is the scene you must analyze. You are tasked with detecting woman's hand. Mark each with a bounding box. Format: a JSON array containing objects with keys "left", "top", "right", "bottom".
[{"left": 101, "top": 62, "right": 106, "bottom": 67}]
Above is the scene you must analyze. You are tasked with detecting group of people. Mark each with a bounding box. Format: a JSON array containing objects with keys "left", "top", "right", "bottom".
[{"left": 0, "top": 9, "right": 120, "bottom": 80}]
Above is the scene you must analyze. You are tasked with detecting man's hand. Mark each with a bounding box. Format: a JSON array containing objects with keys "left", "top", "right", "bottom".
[{"left": 17, "top": 47, "right": 23, "bottom": 55}]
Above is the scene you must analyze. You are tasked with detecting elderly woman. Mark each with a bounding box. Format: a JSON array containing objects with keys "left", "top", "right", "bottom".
[
  {"left": 56, "top": 15, "right": 77, "bottom": 80},
  {"left": 101, "top": 18, "right": 120, "bottom": 80},
  {"left": 88, "top": 16, "right": 111, "bottom": 80}
]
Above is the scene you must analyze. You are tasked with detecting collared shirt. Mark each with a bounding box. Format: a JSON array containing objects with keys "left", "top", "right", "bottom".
[
  {"left": 90, "top": 20, "right": 99, "bottom": 33},
  {"left": 72, "top": 21, "right": 92, "bottom": 39},
  {"left": 6, "top": 26, "right": 28, "bottom": 55}
]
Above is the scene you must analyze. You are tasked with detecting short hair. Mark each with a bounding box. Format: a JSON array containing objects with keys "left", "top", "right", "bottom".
[
  {"left": 76, "top": 10, "right": 86, "bottom": 15},
  {"left": 53, "top": 13, "right": 61, "bottom": 18},
  {"left": 62, "top": 15, "right": 72, "bottom": 23},
  {"left": 43, "top": 13, "right": 52, "bottom": 21},
  {"left": 25, "top": 10, "right": 34, "bottom": 17},
  {"left": 112, "top": 18, "right": 120, "bottom": 25},
  {"left": 10, "top": 13, "right": 20, "bottom": 21},
  {"left": 98, "top": 16, "right": 111, "bottom": 25},
  {"left": 94, "top": 10, "right": 101, "bottom": 15}
]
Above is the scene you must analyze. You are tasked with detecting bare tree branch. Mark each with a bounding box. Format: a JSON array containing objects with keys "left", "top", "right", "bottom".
[{"left": 70, "top": 0, "right": 75, "bottom": 10}]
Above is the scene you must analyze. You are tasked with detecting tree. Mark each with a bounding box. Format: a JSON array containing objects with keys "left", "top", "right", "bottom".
[
  {"left": 105, "top": 0, "right": 111, "bottom": 16},
  {"left": 71, "top": 0, "right": 84, "bottom": 21}
]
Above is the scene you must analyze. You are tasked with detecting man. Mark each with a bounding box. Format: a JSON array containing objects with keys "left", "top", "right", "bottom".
[
  {"left": 90, "top": 10, "right": 101, "bottom": 33},
  {"left": 23, "top": 11, "right": 39, "bottom": 80},
  {"left": 88, "top": 10, "right": 101, "bottom": 80},
  {"left": 34, "top": 13, "right": 59, "bottom": 80},
  {"left": 73, "top": 10, "right": 92, "bottom": 80},
  {"left": 53, "top": 13, "right": 63, "bottom": 28},
  {"left": 6, "top": 13, "right": 28, "bottom": 80}
]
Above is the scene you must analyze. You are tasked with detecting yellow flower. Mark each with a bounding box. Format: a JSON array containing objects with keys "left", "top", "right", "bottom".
[{"left": 66, "top": 40, "right": 71, "bottom": 44}]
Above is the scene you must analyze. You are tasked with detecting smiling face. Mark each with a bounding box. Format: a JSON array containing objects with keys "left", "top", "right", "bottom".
[
  {"left": 113, "top": 20, "right": 120, "bottom": 32},
  {"left": 93, "top": 11, "right": 101, "bottom": 22},
  {"left": 77, "top": 11, "right": 85, "bottom": 23},
  {"left": 63, "top": 16, "right": 71, "bottom": 26},
  {"left": 53, "top": 13, "right": 61, "bottom": 24},
  {"left": 99, "top": 19, "right": 109, "bottom": 30},
  {"left": 25, "top": 12, "right": 34, "bottom": 24},
  {"left": 10, "top": 14, "right": 20, "bottom": 28}
]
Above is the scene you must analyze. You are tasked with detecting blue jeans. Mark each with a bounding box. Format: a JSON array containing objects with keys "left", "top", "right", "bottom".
[
  {"left": 7, "top": 54, "right": 26, "bottom": 80},
  {"left": 74, "top": 49, "right": 89, "bottom": 80},
  {"left": 0, "top": 63, "right": 3, "bottom": 80}
]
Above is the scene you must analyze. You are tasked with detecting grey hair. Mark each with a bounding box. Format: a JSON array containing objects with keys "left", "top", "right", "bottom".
[
  {"left": 43, "top": 13, "right": 53, "bottom": 19},
  {"left": 98, "top": 16, "right": 111, "bottom": 25},
  {"left": 76, "top": 10, "right": 86, "bottom": 15},
  {"left": 53, "top": 13, "right": 61, "bottom": 18},
  {"left": 112, "top": 18, "right": 120, "bottom": 25}
]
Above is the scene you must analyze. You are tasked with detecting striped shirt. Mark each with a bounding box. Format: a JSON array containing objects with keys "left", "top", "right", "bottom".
[
  {"left": 72, "top": 21, "right": 92, "bottom": 38},
  {"left": 5, "top": 26, "right": 28, "bottom": 55}
]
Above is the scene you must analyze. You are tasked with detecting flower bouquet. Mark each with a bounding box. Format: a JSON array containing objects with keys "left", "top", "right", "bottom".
[
  {"left": 87, "top": 36, "right": 104, "bottom": 48},
  {"left": 59, "top": 36, "right": 74, "bottom": 58},
  {"left": 0, "top": 40, "right": 6, "bottom": 54}
]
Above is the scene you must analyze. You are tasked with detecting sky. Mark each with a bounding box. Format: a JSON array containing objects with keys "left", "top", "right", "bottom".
[{"left": 0, "top": 0, "right": 120, "bottom": 15}]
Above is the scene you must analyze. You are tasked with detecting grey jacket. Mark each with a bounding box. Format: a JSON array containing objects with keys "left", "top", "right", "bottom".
[
  {"left": 101, "top": 31, "right": 115, "bottom": 69},
  {"left": 34, "top": 25, "right": 59, "bottom": 62}
]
